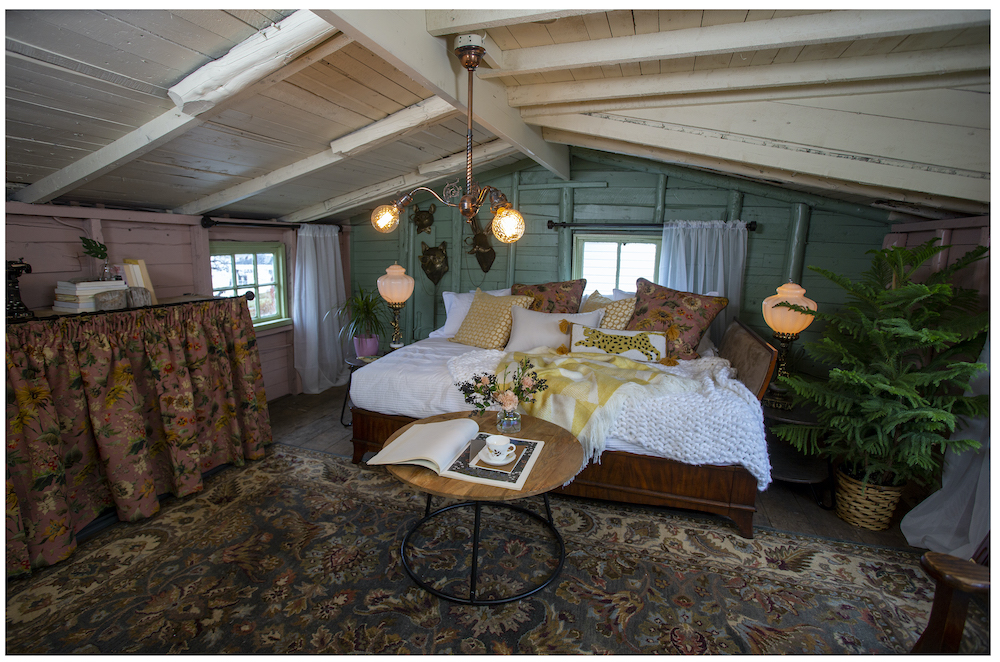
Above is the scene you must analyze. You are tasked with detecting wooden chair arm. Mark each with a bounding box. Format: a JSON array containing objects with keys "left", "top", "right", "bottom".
[{"left": 921, "top": 551, "right": 990, "bottom": 594}]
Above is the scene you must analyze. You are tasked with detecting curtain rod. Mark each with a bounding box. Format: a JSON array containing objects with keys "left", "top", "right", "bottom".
[
  {"left": 547, "top": 220, "right": 756, "bottom": 232},
  {"left": 10, "top": 292, "right": 255, "bottom": 325},
  {"left": 201, "top": 217, "right": 301, "bottom": 230}
]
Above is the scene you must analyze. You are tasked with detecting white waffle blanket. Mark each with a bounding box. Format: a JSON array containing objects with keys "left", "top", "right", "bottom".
[{"left": 349, "top": 338, "right": 771, "bottom": 489}]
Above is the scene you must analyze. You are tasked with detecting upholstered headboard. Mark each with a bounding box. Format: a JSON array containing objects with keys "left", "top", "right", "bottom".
[{"left": 716, "top": 319, "right": 778, "bottom": 402}]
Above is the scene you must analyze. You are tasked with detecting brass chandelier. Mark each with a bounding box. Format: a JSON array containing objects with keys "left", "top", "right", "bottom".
[{"left": 370, "top": 34, "right": 525, "bottom": 244}]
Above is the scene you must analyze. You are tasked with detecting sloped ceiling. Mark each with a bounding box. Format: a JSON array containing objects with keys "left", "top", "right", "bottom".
[{"left": 6, "top": 9, "right": 990, "bottom": 223}]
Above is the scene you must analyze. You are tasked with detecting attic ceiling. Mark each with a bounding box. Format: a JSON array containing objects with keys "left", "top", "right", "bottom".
[{"left": 6, "top": 9, "right": 991, "bottom": 223}]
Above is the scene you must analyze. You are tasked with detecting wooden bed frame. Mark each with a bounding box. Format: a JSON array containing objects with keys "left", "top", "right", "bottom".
[{"left": 349, "top": 320, "right": 777, "bottom": 538}]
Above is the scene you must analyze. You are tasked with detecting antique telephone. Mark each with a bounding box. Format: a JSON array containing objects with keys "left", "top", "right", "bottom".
[{"left": 7, "top": 258, "right": 35, "bottom": 321}]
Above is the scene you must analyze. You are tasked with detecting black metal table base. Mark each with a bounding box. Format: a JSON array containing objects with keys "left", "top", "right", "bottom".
[{"left": 400, "top": 493, "right": 565, "bottom": 606}]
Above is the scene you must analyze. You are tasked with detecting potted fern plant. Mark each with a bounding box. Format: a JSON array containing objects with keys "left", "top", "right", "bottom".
[
  {"left": 772, "top": 239, "right": 988, "bottom": 531},
  {"left": 335, "top": 287, "right": 389, "bottom": 357}
]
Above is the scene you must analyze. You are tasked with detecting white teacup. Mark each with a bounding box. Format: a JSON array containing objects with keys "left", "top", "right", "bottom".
[{"left": 485, "top": 435, "right": 514, "bottom": 461}]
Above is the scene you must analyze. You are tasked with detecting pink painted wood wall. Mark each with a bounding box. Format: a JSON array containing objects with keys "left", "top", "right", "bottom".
[{"left": 5, "top": 202, "right": 351, "bottom": 403}]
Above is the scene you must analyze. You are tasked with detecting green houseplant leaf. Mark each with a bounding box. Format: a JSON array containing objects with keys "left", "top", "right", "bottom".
[
  {"left": 80, "top": 236, "right": 108, "bottom": 260},
  {"left": 331, "top": 287, "right": 389, "bottom": 342},
  {"left": 772, "top": 239, "right": 988, "bottom": 488}
]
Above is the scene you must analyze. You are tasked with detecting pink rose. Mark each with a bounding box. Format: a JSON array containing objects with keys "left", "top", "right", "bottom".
[
  {"left": 521, "top": 375, "right": 535, "bottom": 391},
  {"left": 496, "top": 390, "right": 518, "bottom": 412}
]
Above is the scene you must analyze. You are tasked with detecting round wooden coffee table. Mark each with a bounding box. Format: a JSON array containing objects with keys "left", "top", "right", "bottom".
[{"left": 384, "top": 411, "right": 584, "bottom": 605}]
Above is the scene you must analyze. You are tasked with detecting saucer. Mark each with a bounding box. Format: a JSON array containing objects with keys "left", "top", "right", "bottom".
[{"left": 478, "top": 446, "right": 516, "bottom": 466}]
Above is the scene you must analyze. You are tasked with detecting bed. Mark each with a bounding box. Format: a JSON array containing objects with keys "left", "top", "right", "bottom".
[{"left": 347, "top": 284, "right": 777, "bottom": 538}]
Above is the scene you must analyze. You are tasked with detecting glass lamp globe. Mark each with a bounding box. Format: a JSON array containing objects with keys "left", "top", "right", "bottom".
[
  {"left": 762, "top": 282, "right": 817, "bottom": 335},
  {"left": 376, "top": 263, "right": 414, "bottom": 304},
  {"left": 491, "top": 206, "right": 525, "bottom": 243},
  {"left": 371, "top": 204, "right": 400, "bottom": 233}
]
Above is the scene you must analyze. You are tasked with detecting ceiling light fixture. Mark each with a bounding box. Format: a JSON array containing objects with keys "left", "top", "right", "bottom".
[{"left": 370, "top": 34, "right": 525, "bottom": 243}]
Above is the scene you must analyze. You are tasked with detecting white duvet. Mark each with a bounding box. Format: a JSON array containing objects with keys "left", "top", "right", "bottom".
[{"left": 349, "top": 338, "right": 771, "bottom": 489}]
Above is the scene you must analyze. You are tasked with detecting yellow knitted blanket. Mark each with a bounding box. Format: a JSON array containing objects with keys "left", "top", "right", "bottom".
[{"left": 499, "top": 350, "right": 700, "bottom": 462}]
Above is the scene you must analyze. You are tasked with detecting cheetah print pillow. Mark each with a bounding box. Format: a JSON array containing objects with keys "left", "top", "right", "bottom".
[
  {"left": 625, "top": 278, "right": 727, "bottom": 360},
  {"left": 569, "top": 325, "right": 669, "bottom": 364}
]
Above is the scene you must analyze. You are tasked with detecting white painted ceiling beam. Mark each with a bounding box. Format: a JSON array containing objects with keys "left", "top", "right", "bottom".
[
  {"left": 527, "top": 112, "right": 989, "bottom": 203},
  {"left": 280, "top": 140, "right": 518, "bottom": 223},
  {"left": 510, "top": 45, "right": 990, "bottom": 109},
  {"left": 11, "top": 11, "right": 349, "bottom": 205},
  {"left": 479, "top": 10, "right": 990, "bottom": 79},
  {"left": 424, "top": 9, "right": 604, "bottom": 36},
  {"left": 168, "top": 10, "right": 340, "bottom": 115},
  {"left": 314, "top": 9, "right": 570, "bottom": 181},
  {"left": 175, "top": 96, "right": 457, "bottom": 215}
]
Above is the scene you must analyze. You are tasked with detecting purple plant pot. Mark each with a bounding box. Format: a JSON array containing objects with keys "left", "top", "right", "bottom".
[{"left": 353, "top": 335, "right": 379, "bottom": 357}]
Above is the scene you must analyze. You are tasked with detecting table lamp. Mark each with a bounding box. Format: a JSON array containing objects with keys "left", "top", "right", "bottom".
[
  {"left": 377, "top": 263, "right": 414, "bottom": 349},
  {"left": 761, "top": 281, "right": 817, "bottom": 409}
]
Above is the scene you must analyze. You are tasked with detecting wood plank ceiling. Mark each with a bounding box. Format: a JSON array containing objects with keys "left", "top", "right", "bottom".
[{"left": 6, "top": 9, "right": 991, "bottom": 223}]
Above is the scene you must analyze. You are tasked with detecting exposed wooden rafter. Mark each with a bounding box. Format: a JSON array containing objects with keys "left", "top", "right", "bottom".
[
  {"left": 280, "top": 140, "right": 518, "bottom": 224},
  {"left": 313, "top": 8, "right": 570, "bottom": 181},
  {"left": 11, "top": 10, "right": 346, "bottom": 205},
  {"left": 174, "top": 96, "right": 457, "bottom": 214},
  {"left": 479, "top": 10, "right": 990, "bottom": 79},
  {"left": 424, "top": 9, "right": 604, "bottom": 36}
]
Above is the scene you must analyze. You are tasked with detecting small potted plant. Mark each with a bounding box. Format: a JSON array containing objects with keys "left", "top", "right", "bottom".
[
  {"left": 772, "top": 239, "right": 988, "bottom": 531},
  {"left": 335, "top": 287, "right": 389, "bottom": 357},
  {"left": 80, "top": 236, "right": 112, "bottom": 280}
]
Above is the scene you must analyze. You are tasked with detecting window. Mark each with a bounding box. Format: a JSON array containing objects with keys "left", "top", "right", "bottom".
[
  {"left": 572, "top": 233, "right": 661, "bottom": 294},
  {"left": 210, "top": 241, "right": 289, "bottom": 329}
]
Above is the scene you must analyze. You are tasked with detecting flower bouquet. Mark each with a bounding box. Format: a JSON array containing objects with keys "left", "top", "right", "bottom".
[{"left": 455, "top": 357, "right": 547, "bottom": 433}]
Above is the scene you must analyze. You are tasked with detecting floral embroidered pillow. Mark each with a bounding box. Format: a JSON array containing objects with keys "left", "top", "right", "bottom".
[
  {"left": 625, "top": 278, "right": 728, "bottom": 360},
  {"left": 511, "top": 279, "right": 586, "bottom": 314}
]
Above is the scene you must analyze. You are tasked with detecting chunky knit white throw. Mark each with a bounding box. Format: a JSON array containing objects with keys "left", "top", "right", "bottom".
[{"left": 448, "top": 351, "right": 771, "bottom": 490}]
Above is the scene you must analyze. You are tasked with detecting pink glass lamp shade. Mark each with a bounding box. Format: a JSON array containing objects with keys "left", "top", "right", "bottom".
[{"left": 761, "top": 281, "right": 817, "bottom": 409}]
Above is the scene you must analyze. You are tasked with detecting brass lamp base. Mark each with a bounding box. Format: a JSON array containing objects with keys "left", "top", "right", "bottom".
[
  {"left": 763, "top": 331, "right": 800, "bottom": 410},
  {"left": 388, "top": 301, "right": 405, "bottom": 348}
]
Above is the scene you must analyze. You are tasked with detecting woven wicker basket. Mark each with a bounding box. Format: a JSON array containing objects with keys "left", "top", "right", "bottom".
[{"left": 835, "top": 469, "right": 904, "bottom": 531}]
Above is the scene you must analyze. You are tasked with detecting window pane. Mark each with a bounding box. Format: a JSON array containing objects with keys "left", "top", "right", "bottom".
[
  {"left": 211, "top": 255, "right": 234, "bottom": 289},
  {"left": 256, "top": 253, "right": 275, "bottom": 284},
  {"left": 618, "top": 243, "right": 657, "bottom": 290},
  {"left": 258, "top": 284, "right": 278, "bottom": 317},
  {"left": 581, "top": 242, "right": 618, "bottom": 294},
  {"left": 239, "top": 287, "right": 258, "bottom": 318},
  {"left": 235, "top": 254, "right": 255, "bottom": 286},
  {"left": 215, "top": 288, "right": 236, "bottom": 299}
]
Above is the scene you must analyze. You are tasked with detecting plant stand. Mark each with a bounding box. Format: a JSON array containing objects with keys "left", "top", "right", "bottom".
[{"left": 834, "top": 469, "right": 903, "bottom": 531}]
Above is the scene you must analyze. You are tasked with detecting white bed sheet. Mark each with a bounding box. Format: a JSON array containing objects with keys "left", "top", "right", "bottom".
[{"left": 350, "top": 338, "right": 769, "bottom": 487}]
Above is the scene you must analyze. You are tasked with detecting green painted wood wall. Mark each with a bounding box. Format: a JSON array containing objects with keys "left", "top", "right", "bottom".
[{"left": 347, "top": 148, "right": 892, "bottom": 361}]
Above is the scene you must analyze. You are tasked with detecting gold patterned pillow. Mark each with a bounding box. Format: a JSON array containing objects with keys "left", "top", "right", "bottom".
[
  {"left": 580, "top": 290, "right": 613, "bottom": 313},
  {"left": 599, "top": 297, "right": 636, "bottom": 330},
  {"left": 450, "top": 289, "right": 533, "bottom": 349}
]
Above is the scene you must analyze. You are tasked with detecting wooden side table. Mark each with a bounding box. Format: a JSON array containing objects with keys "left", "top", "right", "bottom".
[
  {"left": 764, "top": 404, "right": 835, "bottom": 509},
  {"left": 384, "top": 411, "right": 584, "bottom": 605},
  {"left": 340, "top": 355, "right": 378, "bottom": 426}
]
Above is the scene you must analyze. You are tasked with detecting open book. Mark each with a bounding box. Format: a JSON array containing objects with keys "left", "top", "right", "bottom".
[{"left": 367, "top": 418, "right": 544, "bottom": 490}]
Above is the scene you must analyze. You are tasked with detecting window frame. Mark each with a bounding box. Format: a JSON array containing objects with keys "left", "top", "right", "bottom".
[
  {"left": 209, "top": 240, "right": 290, "bottom": 330},
  {"left": 571, "top": 232, "right": 662, "bottom": 292}
]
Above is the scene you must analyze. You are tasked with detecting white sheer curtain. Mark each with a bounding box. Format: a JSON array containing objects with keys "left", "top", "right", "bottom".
[
  {"left": 293, "top": 225, "right": 349, "bottom": 393},
  {"left": 901, "top": 333, "right": 990, "bottom": 558},
  {"left": 658, "top": 220, "right": 748, "bottom": 345}
]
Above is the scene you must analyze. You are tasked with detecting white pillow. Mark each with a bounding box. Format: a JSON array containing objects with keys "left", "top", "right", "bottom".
[
  {"left": 428, "top": 288, "right": 513, "bottom": 338},
  {"left": 697, "top": 333, "right": 717, "bottom": 357},
  {"left": 505, "top": 307, "right": 604, "bottom": 353},
  {"left": 569, "top": 325, "right": 667, "bottom": 362},
  {"left": 612, "top": 288, "right": 635, "bottom": 300}
]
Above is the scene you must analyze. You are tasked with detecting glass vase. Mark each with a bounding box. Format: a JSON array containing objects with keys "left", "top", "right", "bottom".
[{"left": 496, "top": 408, "right": 521, "bottom": 434}]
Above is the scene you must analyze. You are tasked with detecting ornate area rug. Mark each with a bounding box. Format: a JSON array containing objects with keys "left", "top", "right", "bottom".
[{"left": 6, "top": 445, "right": 988, "bottom": 654}]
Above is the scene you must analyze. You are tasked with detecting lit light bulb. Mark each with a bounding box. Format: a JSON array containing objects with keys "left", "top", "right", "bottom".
[
  {"left": 371, "top": 204, "right": 400, "bottom": 233},
  {"left": 491, "top": 206, "right": 525, "bottom": 243}
]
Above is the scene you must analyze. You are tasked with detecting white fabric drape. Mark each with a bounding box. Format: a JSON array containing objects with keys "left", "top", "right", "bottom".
[
  {"left": 658, "top": 220, "right": 748, "bottom": 345},
  {"left": 901, "top": 333, "right": 990, "bottom": 558},
  {"left": 293, "top": 225, "right": 349, "bottom": 393}
]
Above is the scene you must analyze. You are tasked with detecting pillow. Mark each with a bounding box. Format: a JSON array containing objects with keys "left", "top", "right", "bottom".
[
  {"left": 580, "top": 290, "right": 613, "bottom": 313},
  {"left": 505, "top": 307, "right": 604, "bottom": 353},
  {"left": 625, "top": 278, "right": 728, "bottom": 360},
  {"left": 511, "top": 279, "right": 586, "bottom": 314},
  {"left": 450, "top": 289, "right": 533, "bottom": 349},
  {"left": 569, "top": 325, "right": 668, "bottom": 363},
  {"left": 613, "top": 288, "right": 635, "bottom": 301},
  {"left": 428, "top": 288, "right": 513, "bottom": 338},
  {"left": 599, "top": 297, "right": 636, "bottom": 330}
]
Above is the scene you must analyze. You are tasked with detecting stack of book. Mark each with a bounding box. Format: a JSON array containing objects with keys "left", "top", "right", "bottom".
[{"left": 53, "top": 280, "right": 128, "bottom": 313}]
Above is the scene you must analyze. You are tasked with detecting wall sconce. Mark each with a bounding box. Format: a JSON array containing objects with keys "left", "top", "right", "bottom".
[
  {"left": 370, "top": 34, "right": 525, "bottom": 244},
  {"left": 376, "top": 263, "right": 414, "bottom": 349},
  {"left": 761, "top": 281, "right": 817, "bottom": 409}
]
